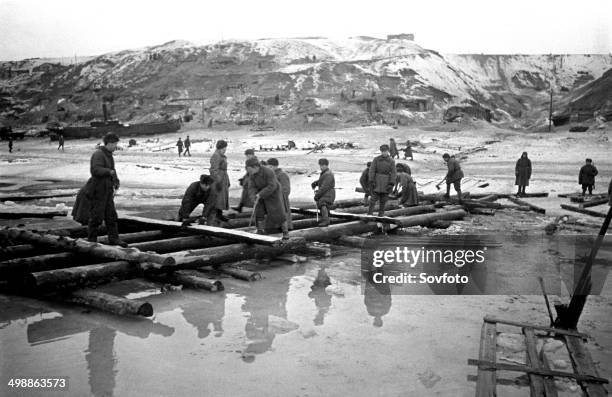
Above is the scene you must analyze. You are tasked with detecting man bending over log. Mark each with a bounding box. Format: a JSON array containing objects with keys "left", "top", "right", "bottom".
[
  {"left": 176, "top": 174, "right": 218, "bottom": 225},
  {"left": 438, "top": 153, "right": 464, "bottom": 203},
  {"left": 86, "top": 133, "right": 127, "bottom": 247},
  {"left": 311, "top": 158, "right": 336, "bottom": 226},
  {"left": 245, "top": 158, "right": 289, "bottom": 239},
  {"left": 233, "top": 149, "right": 257, "bottom": 213}
]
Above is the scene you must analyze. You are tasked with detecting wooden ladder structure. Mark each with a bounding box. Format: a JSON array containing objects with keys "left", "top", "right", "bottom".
[{"left": 470, "top": 316, "right": 608, "bottom": 396}]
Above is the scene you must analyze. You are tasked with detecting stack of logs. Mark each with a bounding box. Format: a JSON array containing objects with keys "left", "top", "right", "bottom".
[
  {"left": 559, "top": 193, "right": 610, "bottom": 218},
  {"left": 1, "top": 197, "right": 470, "bottom": 318}
]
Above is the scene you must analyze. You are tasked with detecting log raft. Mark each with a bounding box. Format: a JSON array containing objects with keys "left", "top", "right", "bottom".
[{"left": 66, "top": 289, "right": 153, "bottom": 317}]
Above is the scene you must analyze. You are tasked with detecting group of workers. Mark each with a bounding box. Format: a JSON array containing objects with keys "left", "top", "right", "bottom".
[
  {"left": 76, "top": 132, "right": 612, "bottom": 248},
  {"left": 176, "top": 136, "right": 191, "bottom": 156}
]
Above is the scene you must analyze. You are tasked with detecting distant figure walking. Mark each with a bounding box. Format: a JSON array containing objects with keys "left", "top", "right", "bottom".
[
  {"left": 389, "top": 138, "right": 399, "bottom": 159},
  {"left": 58, "top": 134, "right": 65, "bottom": 151},
  {"left": 8, "top": 136, "right": 13, "bottom": 153},
  {"left": 176, "top": 138, "right": 183, "bottom": 157},
  {"left": 579, "top": 158, "right": 598, "bottom": 196},
  {"left": 437, "top": 153, "right": 464, "bottom": 202},
  {"left": 402, "top": 140, "right": 413, "bottom": 160},
  {"left": 184, "top": 135, "right": 191, "bottom": 156},
  {"left": 515, "top": 152, "right": 532, "bottom": 197}
]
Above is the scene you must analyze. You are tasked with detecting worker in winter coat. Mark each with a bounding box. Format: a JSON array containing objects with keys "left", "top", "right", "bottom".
[
  {"left": 396, "top": 163, "right": 419, "bottom": 207},
  {"left": 234, "top": 149, "right": 257, "bottom": 213},
  {"left": 578, "top": 158, "right": 598, "bottom": 196},
  {"left": 184, "top": 135, "right": 191, "bottom": 156},
  {"left": 58, "top": 134, "right": 65, "bottom": 151},
  {"left": 176, "top": 138, "right": 184, "bottom": 157},
  {"left": 84, "top": 133, "right": 127, "bottom": 247},
  {"left": 209, "top": 140, "right": 230, "bottom": 221},
  {"left": 389, "top": 138, "right": 399, "bottom": 159},
  {"left": 402, "top": 140, "right": 413, "bottom": 160},
  {"left": 176, "top": 174, "right": 218, "bottom": 225},
  {"left": 437, "top": 153, "right": 464, "bottom": 202},
  {"left": 267, "top": 158, "right": 292, "bottom": 230},
  {"left": 359, "top": 162, "right": 372, "bottom": 206},
  {"left": 246, "top": 157, "right": 289, "bottom": 238},
  {"left": 515, "top": 152, "right": 532, "bottom": 196},
  {"left": 311, "top": 158, "right": 335, "bottom": 226},
  {"left": 368, "top": 144, "right": 396, "bottom": 216}
]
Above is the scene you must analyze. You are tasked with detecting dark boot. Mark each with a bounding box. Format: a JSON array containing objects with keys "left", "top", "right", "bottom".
[
  {"left": 106, "top": 222, "right": 128, "bottom": 247},
  {"left": 256, "top": 220, "right": 266, "bottom": 235},
  {"left": 87, "top": 221, "right": 99, "bottom": 243},
  {"left": 281, "top": 221, "right": 290, "bottom": 240},
  {"left": 232, "top": 204, "right": 243, "bottom": 213},
  {"left": 367, "top": 198, "right": 377, "bottom": 215},
  {"left": 217, "top": 209, "right": 229, "bottom": 222},
  {"left": 456, "top": 188, "right": 463, "bottom": 204},
  {"left": 318, "top": 206, "right": 330, "bottom": 227}
]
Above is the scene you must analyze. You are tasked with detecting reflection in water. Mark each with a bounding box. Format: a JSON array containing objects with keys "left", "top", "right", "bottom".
[
  {"left": 241, "top": 266, "right": 302, "bottom": 362},
  {"left": 308, "top": 267, "right": 332, "bottom": 326},
  {"left": 86, "top": 326, "right": 117, "bottom": 397},
  {"left": 181, "top": 295, "right": 226, "bottom": 338},
  {"left": 363, "top": 270, "right": 391, "bottom": 327}
]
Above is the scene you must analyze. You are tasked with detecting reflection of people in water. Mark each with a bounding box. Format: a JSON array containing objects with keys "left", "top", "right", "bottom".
[
  {"left": 308, "top": 267, "right": 332, "bottom": 325},
  {"left": 86, "top": 326, "right": 117, "bottom": 397},
  {"left": 364, "top": 270, "right": 392, "bottom": 327},
  {"left": 241, "top": 266, "right": 301, "bottom": 362},
  {"left": 180, "top": 294, "right": 226, "bottom": 338}
]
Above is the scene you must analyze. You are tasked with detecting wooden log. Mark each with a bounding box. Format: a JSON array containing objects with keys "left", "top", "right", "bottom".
[
  {"left": 301, "top": 243, "right": 332, "bottom": 257},
  {"left": 476, "top": 321, "right": 497, "bottom": 397},
  {"left": 0, "top": 227, "right": 175, "bottom": 266},
  {"left": 564, "top": 335, "right": 609, "bottom": 396},
  {"left": 219, "top": 267, "right": 262, "bottom": 281},
  {"left": 0, "top": 252, "right": 92, "bottom": 280},
  {"left": 118, "top": 213, "right": 282, "bottom": 246},
  {"left": 469, "top": 208, "right": 496, "bottom": 216},
  {"left": 506, "top": 196, "right": 546, "bottom": 214},
  {"left": 227, "top": 214, "right": 306, "bottom": 228},
  {"left": 66, "top": 289, "right": 153, "bottom": 317},
  {"left": 523, "top": 327, "right": 550, "bottom": 397},
  {"left": 167, "top": 271, "right": 224, "bottom": 291},
  {"left": 475, "top": 195, "right": 498, "bottom": 202},
  {"left": 129, "top": 235, "right": 219, "bottom": 253},
  {"left": 336, "top": 235, "right": 368, "bottom": 248},
  {"left": 299, "top": 198, "right": 373, "bottom": 210},
  {"left": 570, "top": 193, "right": 609, "bottom": 203},
  {"left": 392, "top": 209, "right": 467, "bottom": 228},
  {"left": 143, "top": 238, "right": 308, "bottom": 272},
  {"left": 560, "top": 204, "right": 607, "bottom": 218},
  {"left": 291, "top": 207, "right": 415, "bottom": 224},
  {"left": 0, "top": 244, "right": 61, "bottom": 260},
  {"left": 0, "top": 209, "right": 68, "bottom": 219},
  {"left": 579, "top": 197, "right": 609, "bottom": 208}
]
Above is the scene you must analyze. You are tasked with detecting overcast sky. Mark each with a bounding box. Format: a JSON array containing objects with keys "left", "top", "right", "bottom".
[{"left": 1, "top": 0, "right": 611, "bottom": 60}]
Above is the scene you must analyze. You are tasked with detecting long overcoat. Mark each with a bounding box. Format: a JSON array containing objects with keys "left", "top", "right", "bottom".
[
  {"left": 515, "top": 157, "right": 532, "bottom": 186},
  {"left": 248, "top": 166, "right": 286, "bottom": 230},
  {"left": 210, "top": 149, "right": 230, "bottom": 210}
]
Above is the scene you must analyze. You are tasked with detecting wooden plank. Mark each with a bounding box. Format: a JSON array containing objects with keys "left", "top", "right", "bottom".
[
  {"left": 291, "top": 205, "right": 436, "bottom": 224},
  {"left": 475, "top": 195, "right": 499, "bottom": 202},
  {"left": 565, "top": 335, "right": 609, "bottom": 396},
  {"left": 0, "top": 209, "right": 68, "bottom": 219},
  {"left": 0, "top": 191, "right": 79, "bottom": 202},
  {"left": 484, "top": 316, "right": 588, "bottom": 338},
  {"left": 468, "top": 359, "right": 608, "bottom": 384},
  {"left": 118, "top": 213, "right": 282, "bottom": 246},
  {"left": 570, "top": 193, "right": 609, "bottom": 203},
  {"left": 523, "top": 327, "right": 553, "bottom": 397},
  {"left": 560, "top": 204, "right": 607, "bottom": 218},
  {"left": 507, "top": 196, "right": 546, "bottom": 214},
  {"left": 538, "top": 347, "right": 560, "bottom": 397},
  {"left": 476, "top": 321, "right": 497, "bottom": 397},
  {"left": 67, "top": 289, "right": 153, "bottom": 317}
]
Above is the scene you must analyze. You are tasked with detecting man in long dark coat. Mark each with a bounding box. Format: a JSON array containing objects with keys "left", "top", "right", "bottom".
[
  {"left": 389, "top": 138, "right": 399, "bottom": 159},
  {"left": 184, "top": 135, "right": 191, "bottom": 156},
  {"left": 176, "top": 174, "right": 218, "bottom": 225},
  {"left": 176, "top": 138, "right": 183, "bottom": 157},
  {"left": 515, "top": 152, "right": 532, "bottom": 196},
  {"left": 578, "top": 158, "right": 598, "bottom": 196},
  {"left": 359, "top": 162, "right": 372, "bottom": 206},
  {"left": 438, "top": 153, "right": 464, "bottom": 202},
  {"left": 245, "top": 158, "right": 288, "bottom": 238},
  {"left": 312, "top": 158, "right": 336, "bottom": 226},
  {"left": 210, "top": 140, "right": 230, "bottom": 221},
  {"left": 85, "top": 133, "right": 127, "bottom": 247},
  {"left": 234, "top": 149, "right": 257, "bottom": 213},
  {"left": 267, "top": 158, "right": 292, "bottom": 230},
  {"left": 368, "top": 144, "right": 396, "bottom": 216}
]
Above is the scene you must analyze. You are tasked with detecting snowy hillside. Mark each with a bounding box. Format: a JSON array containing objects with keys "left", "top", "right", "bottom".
[{"left": 1, "top": 36, "right": 611, "bottom": 129}]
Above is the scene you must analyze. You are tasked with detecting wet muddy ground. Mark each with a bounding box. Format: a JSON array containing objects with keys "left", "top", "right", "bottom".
[{"left": 1, "top": 125, "right": 612, "bottom": 396}]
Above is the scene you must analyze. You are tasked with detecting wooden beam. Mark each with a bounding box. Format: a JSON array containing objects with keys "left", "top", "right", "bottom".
[
  {"left": 0, "top": 209, "right": 68, "bottom": 219},
  {"left": 484, "top": 316, "right": 588, "bottom": 338},
  {"left": 66, "top": 289, "right": 153, "bottom": 317},
  {"left": 1, "top": 227, "right": 175, "bottom": 266},
  {"left": 564, "top": 335, "right": 609, "bottom": 396},
  {"left": 0, "top": 253, "right": 93, "bottom": 280},
  {"left": 570, "top": 193, "right": 609, "bottom": 203},
  {"left": 523, "top": 327, "right": 557, "bottom": 396},
  {"left": 168, "top": 271, "right": 224, "bottom": 291},
  {"left": 118, "top": 213, "right": 282, "bottom": 246},
  {"left": 0, "top": 191, "right": 79, "bottom": 202},
  {"left": 560, "top": 204, "right": 607, "bottom": 218},
  {"left": 468, "top": 359, "right": 608, "bottom": 384},
  {"left": 291, "top": 205, "right": 435, "bottom": 224},
  {"left": 475, "top": 195, "right": 498, "bottom": 202},
  {"left": 507, "top": 196, "right": 546, "bottom": 214},
  {"left": 476, "top": 321, "right": 497, "bottom": 397}
]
